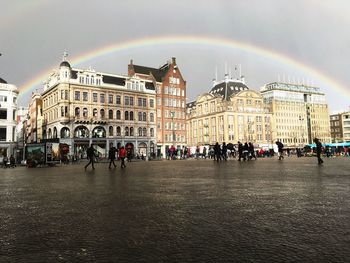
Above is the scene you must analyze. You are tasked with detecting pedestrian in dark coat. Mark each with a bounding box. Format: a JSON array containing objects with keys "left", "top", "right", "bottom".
[
  {"left": 85, "top": 145, "right": 96, "bottom": 170},
  {"left": 248, "top": 142, "right": 257, "bottom": 160},
  {"left": 243, "top": 142, "right": 249, "bottom": 161},
  {"left": 238, "top": 141, "right": 243, "bottom": 161},
  {"left": 214, "top": 142, "right": 221, "bottom": 162},
  {"left": 108, "top": 145, "right": 117, "bottom": 169},
  {"left": 276, "top": 141, "right": 284, "bottom": 160},
  {"left": 221, "top": 142, "right": 227, "bottom": 161},
  {"left": 314, "top": 138, "right": 324, "bottom": 164}
]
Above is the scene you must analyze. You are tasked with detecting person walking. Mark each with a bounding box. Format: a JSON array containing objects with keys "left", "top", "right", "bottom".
[
  {"left": 221, "top": 142, "right": 228, "bottom": 161},
  {"left": 202, "top": 147, "right": 207, "bottom": 159},
  {"left": 9, "top": 155, "right": 16, "bottom": 168},
  {"left": 238, "top": 141, "right": 243, "bottom": 161},
  {"left": 119, "top": 146, "right": 127, "bottom": 168},
  {"left": 214, "top": 142, "right": 221, "bottom": 162},
  {"left": 243, "top": 142, "right": 249, "bottom": 161},
  {"left": 314, "top": 138, "right": 324, "bottom": 164},
  {"left": 108, "top": 145, "right": 117, "bottom": 169},
  {"left": 276, "top": 141, "right": 284, "bottom": 160},
  {"left": 85, "top": 145, "right": 96, "bottom": 170},
  {"left": 248, "top": 142, "right": 257, "bottom": 160}
]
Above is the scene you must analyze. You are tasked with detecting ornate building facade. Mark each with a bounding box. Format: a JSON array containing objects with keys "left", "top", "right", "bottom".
[
  {"left": 187, "top": 75, "right": 272, "bottom": 147},
  {"left": 330, "top": 111, "right": 350, "bottom": 143},
  {"left": 41, "top": 59, "right": 157, "bottom": 158},
  {"left": 260, "top": 82, "right": 331, "bottom": 146},
  {"left": 0, "top": 77, "right": 18, "bottom": 157},
  {"left": 128, "top": 58, "right": 187, "bottom": 157}
]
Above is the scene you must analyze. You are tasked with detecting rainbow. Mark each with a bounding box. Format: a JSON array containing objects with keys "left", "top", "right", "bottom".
[{"left": 18, "top": 35, "right": 349, "bottom": 102}]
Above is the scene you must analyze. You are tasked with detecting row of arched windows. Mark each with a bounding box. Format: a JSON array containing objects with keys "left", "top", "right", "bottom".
[
  {"left": 44, "top": 126, "right": 155, "bottom": 139},
  {"left": 74, "top": 107, "right": 154, "bottom": 122}
]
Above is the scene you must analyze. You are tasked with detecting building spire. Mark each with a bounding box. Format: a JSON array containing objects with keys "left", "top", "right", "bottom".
[{"left": 62, "top": 51, "right": 68, "bottom": 61}]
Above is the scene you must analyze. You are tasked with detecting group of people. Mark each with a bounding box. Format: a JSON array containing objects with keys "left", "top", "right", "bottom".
[
  {"left": 84, "top": 144, "right": 129, "bottom": 170},
  {"left": 1, "top": 155, "right": 16, "bottom": 168}
]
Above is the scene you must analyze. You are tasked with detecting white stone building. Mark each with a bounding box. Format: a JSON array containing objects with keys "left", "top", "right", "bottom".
[{"left": 0, "top": 77, "right": 19, "bottom": 158}]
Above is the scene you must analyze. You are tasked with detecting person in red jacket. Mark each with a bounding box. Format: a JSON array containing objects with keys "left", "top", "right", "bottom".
[{"left": 119, "top": 146, "right": 127, "bottom": 168}]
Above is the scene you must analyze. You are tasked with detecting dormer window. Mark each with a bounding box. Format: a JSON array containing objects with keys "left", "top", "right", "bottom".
[{"left": 91, "top": 76, "right": 94, "bottom": 85}]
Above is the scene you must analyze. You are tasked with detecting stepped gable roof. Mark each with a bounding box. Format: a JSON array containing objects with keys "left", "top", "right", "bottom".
[
  {"left": 133, "top": 63, "right": 169, "bottom": 82},
  {"left": 102, "top": 75, "right": 126, "bottom": 86},
  {"left": 209, "top": 80, "right": 249, "bottom": 100},
  {"left": 0, "top": 77, "right": 7, "bottom": 84}
]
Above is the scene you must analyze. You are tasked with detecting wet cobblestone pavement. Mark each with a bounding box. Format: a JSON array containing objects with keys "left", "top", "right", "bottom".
[{"left": 0, "top": 157, "right": 349, "bottom": 262}]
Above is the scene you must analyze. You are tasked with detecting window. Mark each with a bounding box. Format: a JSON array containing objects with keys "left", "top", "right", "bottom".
[
  {"left": 108, "top": 110, "right": 113, "bottom": 119},
  {"left": 157, "top": 98, "right": 161, "bottom": 106},
  {"left": 0, "top": 127, "right": 6, "bottom": 141},
  {"left": 74, "top": 91, "right": 80, "bottom": 101},
  {"left": 100, "top": 94, "right": 105, "bottom": 103},
  {"left": 116, "top": 110, "right": 121, "bottom": 120},
  {"left": 142, "top": 98, "right": 147, "bottom": 107},
  {"left": 138, "top": 112, "right": 142, "bottom": 121},
  {"left": 130, "top": 111, "right": 134, "bottom": 121},
  {"left": 130, "top": 127, "right": 134, "bottom": 136},
  {"left": 108, "top": 95, "right": 113, "bottom": 104},
  {"left": 130, "top": 96, "right": 134, "bottom": 106},
  {"left": 93, "top": 93, "right": 98, "bottom": 102},
  {"left": 75, "top": 107, "right": 80, "bottom": 117},
  {"left": 116, "top": 95, "right": 121, "bottom": 105},
  {"left": 150, "top": 99, "right": 154, "bottom": 108},
  {"left": 0, "top": 96, "right": 7, "bottom": 102},
  {"left": 143, "top": 112, "right": 147, "bottom": 121},
  {"left": 125, "top": 111, "right": 129, "bottom": 120},
  {"left": 150, "top": 113, "right": 154, "bottom": 122},
  {"left": 143, "top": 127, "right": 147, "bottom": 137},
  {"left": 125, "top": 127, "right": 129, "bottom": 136},
  {"left": 83, "top": 108, "right": 88, "bottom": 118},
  {"left": 150, "top": 128, "right": 154, "bottom": 137},
  {"left": 138, "top": 98, "right": 142, "bottom": 107},
  {"left": 138, "top": 127, "right": 142, "bottom": 137},
  {"left": 0, "top": 110, "right": 7, "bottom": 120},
  {"left": 83, "top": 92, "right": 88, "bottom": 101},
  {"left": 124, "top": 96, "right": 130, "bottom": 105},
  {"left": 100, "top": 109, "right": 105, "bottom": 118},
  {"left": 116, "top": 126, "right": 121, "bottom": 136},
  {"left": 109, "top": 126, "right": 113, "bottom": 136},
  {"left": 93, "top": 108, "right": 98, "bottom": 117}
]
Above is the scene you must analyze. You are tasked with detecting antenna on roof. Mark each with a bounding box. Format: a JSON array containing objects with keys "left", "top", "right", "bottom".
[{"left": 62, "top": 51, "right": 68, "bottom": 61}]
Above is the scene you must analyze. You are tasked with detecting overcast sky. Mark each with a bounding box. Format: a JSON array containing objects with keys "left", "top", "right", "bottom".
[{"left": 1, "top": 0, "right": 350, "bottom": 112}]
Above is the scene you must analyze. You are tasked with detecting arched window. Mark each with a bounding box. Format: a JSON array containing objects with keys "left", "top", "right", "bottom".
[
  {"left": 130, "top": 111, "right": 134, "bottom": 120},
  {"left": 43, "top": 130, "right": 47, "bottom": 139},
  {"left": 116, "top": 126, "right": 121, "bottom": 136},
  {"left": 108, "top": 110, "right": 113, "bottom": 119},
  {"left": 125, "top": 127, "right": 129, "bottom": 136},
  {"left": 138, "top": 127, "right": 142, "bottom": 137},
  {"left": 48, "top": 129, "right": 52, "bottom": 138},
  {"left": 150, "top": 128, "right": 154, "bottom": 137},
  {"left": 83, "top": 108, "right": 88, "bottom": 118},
  {"left": 93, "top": 108, "right": 98, "bottom": 117},
  {"left": 138, "top": 112, "right": 142, "bottom": 121},
  {"left": 53, "top": 127, "right": 58, "bottom": 138},
  {"left": 109, "top": 126, "right": 113, "bottom": 136},
  {"left": 150, "top": 113, "right": 154, "bottom": 122},
  {"left": 75, "top": 107, "right": 80, "bottom": 117},
  {"left": 125, "top": 111, "right": 129, "bottom": 120},
  {"left": 143, "top": 127, "right": 147, "bottom": 137},
  {"left": 143, "top": 112, "right": 147, "bottom": 121},
  {"left": 100, "top": 109, "right": 105, "bottom": 118},
  {"left": 92, "top": 126, "right": 106, "bottom": 138},
  {"left": 130, "top": 127, "right": 134, "bottom": 136},
  {"left": 116, "top": 110, "right": 121, "bottom": 120},
  {"left": 74, "top": 126, "right": 89, "bottom": 138},
  {"left": 61, "top": 127, "right": 70, "bottom": 138}
]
